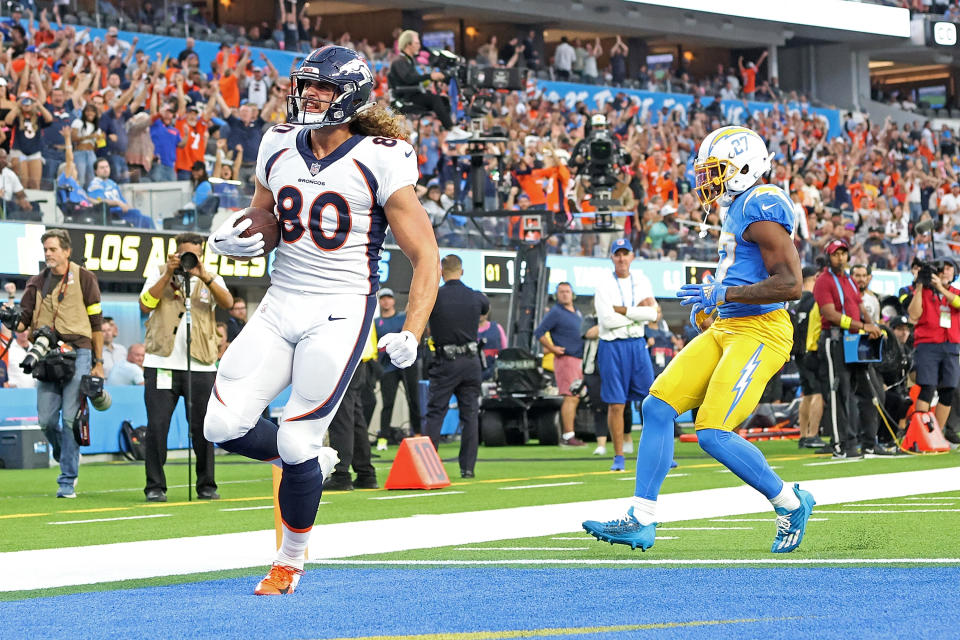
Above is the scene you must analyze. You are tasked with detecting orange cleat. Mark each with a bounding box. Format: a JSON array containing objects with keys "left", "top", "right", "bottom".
[{"left": 254, "top": 563, "right": 304, "bottom": 595}]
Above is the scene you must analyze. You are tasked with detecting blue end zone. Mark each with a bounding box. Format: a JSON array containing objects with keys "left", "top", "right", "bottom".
[{"left": 2, "top": 567, "right": 958, "bottom": 639}]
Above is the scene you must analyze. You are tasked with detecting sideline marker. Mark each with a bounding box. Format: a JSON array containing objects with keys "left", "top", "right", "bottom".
[
  {"left": 901, "top": 411, "right": 951, "bottom": 453},
  {"left": 384, "top": 436, "right": 451, "bottom": 490}
]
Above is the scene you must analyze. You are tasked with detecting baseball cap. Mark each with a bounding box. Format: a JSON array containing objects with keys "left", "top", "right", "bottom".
[
  {"left": 889, "top": 316, "right": 910, "bottom": 329},
  {"left": 610, "top": 238, "right": 633, "bottom": 256},
  {"left": 377, "top": 288, "right": 395, "bottom": 299},
  {"left": 25, "top": 45, "right": 36, "bottom": 53},
  {"left": 825, "top": 239, "right": 849, "bottom": 254},
  {"left": 590, "top": 113, "right": 607, "bottom": 127},
  {"left": 253, "top": 66, "right": 263, "bottom": 73}
]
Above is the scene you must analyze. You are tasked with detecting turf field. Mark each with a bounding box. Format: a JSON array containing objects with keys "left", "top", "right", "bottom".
[{"left": 1, "top": 439, "right": 958, "bottom": 639}]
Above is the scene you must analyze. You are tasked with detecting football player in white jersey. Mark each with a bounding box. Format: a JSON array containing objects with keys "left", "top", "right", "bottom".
[{"left": 204, "top": 46, "right": 440, "bottom": 595}]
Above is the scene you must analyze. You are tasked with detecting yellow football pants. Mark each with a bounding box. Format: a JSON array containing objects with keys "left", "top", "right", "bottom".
[{"left": 650, "top": 309, "right": 793, "bottom": 431}]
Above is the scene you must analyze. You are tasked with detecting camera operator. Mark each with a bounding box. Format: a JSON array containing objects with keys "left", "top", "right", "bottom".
[
  {"left": 388, "top": 30, "right": 466, "bottom": 137},
  {"left": 813, "top": 240, "right": 883, "bottom": 459},
  {"left": 907, "top": 258, "right": 960, "bottom": 435},
  {"left": 13, "top": 229, "right": 103, "bottom": 498},
  {"left": 139, "top": 233, "right": 233, "bottom": 502}
]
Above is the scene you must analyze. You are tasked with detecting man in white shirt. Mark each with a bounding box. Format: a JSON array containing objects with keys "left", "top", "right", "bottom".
[
  {"left": 101, "top": 317, "right": 127, "bottom": 379},
  {"left": 106, "top": 343, "right": 145, "bottom": 386},
  {"left": 939, "top": 182, "right": 960, "bottom": 226},
  {"left": 553, "top": 37, "right": 576, "bottom": 81},
  {"left": 0, "top": 149, "right": 32, "bottom": 215},
  {"left": 593, "top": 238, "right": 658, "bottom": 471},
  {"left": 3, "top": 330, "right": 35, "bottom": 389}
]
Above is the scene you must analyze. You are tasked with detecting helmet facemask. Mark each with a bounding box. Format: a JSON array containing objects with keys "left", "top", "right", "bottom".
[{"left": 694, "top": 156, "right": 740, "bottom": 213}]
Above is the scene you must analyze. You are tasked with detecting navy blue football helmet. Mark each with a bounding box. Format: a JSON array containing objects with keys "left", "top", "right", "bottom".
[{"left": 287, "top": 46, "right": 374, "bottom": 129}]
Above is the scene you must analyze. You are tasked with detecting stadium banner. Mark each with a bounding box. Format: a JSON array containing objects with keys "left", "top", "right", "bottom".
[
  {"left": 536, "top": 81, "right": 844, "bottom": 140},
  {"left": 0, "top": 222, "right": 270, "bottom": 284}
]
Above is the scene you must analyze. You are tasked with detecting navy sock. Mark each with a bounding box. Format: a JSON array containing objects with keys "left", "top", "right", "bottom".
[
  {"left": 697, "top": 428, "right": 783, "bottom": 499},
  {"left": 278, "top": 458, "right": 324, "bottom": 531},
  {"left": 218, "top": 417, "right": 279, "bottom": 462},
  {"left": 634, "top": 396, "right": 678, "bottom": 501}
]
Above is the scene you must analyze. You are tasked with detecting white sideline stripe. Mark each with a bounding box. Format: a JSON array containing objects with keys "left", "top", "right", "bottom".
[
  {"left": 840, "top": 503, "right": 955, "bottom": 507},
  {"left": 49, "top": 514, "right": 172, "bottom": 525},
  {"left": 816, "top": 509, "right": 960, "bottom": 514},
  {"left": 551, "top": 537, "right": 589, "bottom": 540},
  {"left": 499, "top": 482, "right": 583, "bottom": 491},
  {"left": 370, "top": 491, "right": 465, "bottom": 500},
  {"left": 314, "top": 558, "right": 960, "bottom": 566},
  {"left": 4, "top": 467, "right": 959, "bottom": 591},
  {"left": 657, "top": 527, "right": 753, "bottom": 531},
  {"left": 905, "top": 496, "right": 960, "bottom": 500},
  {"left": 712, "top": 518, "right": 829, "bottom": 522},
  {"left": 805, "top": 460, "right": 866, "bottom": 466}
]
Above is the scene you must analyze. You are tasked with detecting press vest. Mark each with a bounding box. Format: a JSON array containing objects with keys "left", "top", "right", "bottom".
[
  {"left": 32, "top": 262, "right": 93, "bottom": 344},
  {"left": 143, "top": 276, "right": 219, "bottom": 365}
]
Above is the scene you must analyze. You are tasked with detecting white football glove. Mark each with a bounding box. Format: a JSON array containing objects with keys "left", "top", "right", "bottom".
[
  {"left": 377, "top": 330, "right": 418, "bottom": 369},
  {"left": 208, "top": 210, "right": 265, "bottom": 257}
]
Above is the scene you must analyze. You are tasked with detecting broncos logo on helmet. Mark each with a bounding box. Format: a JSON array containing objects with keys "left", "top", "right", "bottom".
[{"left": 287, "top": 46, "right": 374, "bottom": 129}]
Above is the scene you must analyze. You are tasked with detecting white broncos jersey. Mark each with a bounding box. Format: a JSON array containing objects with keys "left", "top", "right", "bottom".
[{"left": 256, "top": 124, "right": 418, "bottom": 295}]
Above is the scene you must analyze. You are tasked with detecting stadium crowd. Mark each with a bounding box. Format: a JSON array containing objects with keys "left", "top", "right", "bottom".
[{"left": 0, "top": 4, "right": 957, "bottom": 505}]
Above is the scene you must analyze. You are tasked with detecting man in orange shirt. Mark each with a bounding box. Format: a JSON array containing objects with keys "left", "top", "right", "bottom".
[
  {"left": 531, "top": 149, "right": 570, "bottom": 221},
  {"left": 174, "top": 103, "right": 210, "bottom": 180},
  {"left": 739, "top": 50, "right": 768, "bottom": 100}
]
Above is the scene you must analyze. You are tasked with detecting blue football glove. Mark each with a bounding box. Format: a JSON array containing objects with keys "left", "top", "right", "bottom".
[
  {"left": 677, "top": 275, "right": 727, "bottom": 308},
  {"left": 688, "top": 302, "right": 717, "bottom": 335}
]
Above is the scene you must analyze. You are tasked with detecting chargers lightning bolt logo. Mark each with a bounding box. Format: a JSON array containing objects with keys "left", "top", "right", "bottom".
[{"left": 725, "top": 344, "right": 764, "bottom": 422}]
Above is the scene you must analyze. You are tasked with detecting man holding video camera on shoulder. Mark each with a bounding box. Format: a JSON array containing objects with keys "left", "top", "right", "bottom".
[
  {"left": 907, "top": 258, "right": 960, "bottom": 436},
  {"left": 139, "top": 233, "right": 232, "bottom": 502},
  {"left": 3, "top": 229, "right": 104, "bottom": 498}
]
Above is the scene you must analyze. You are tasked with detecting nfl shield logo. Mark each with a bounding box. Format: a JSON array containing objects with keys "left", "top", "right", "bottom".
[{"left": 310, "top": 162, "right": 321, "bottom": 176}]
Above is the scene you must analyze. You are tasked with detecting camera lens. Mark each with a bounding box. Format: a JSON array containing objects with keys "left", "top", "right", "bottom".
[{"left": 179, "top": 251, "right": 199, "bottom": 271}]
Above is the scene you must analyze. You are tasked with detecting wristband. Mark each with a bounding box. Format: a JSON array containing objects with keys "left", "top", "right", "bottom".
[
  {"left": 203, "top": 276, "right": 213, "bottom": 286},
  {"left": 140, "top": 290, "right": 159, "bottom": 309},
  {"left": 839, "top": 315, "right": 852, "bottom": 330},
  {"left": 951, "top": 297, "right": 960, "bottom": 310}
]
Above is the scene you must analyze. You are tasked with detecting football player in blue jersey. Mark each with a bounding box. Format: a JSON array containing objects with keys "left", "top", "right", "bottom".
[{"left": 583, "top": 126, "right": 816, "bottom": 553}]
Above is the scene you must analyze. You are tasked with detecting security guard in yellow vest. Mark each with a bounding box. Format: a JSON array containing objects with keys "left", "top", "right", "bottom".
[
  {"left": 17, "top": 229, "right": 103, "bottom": 498},
  {"left": 324, "top": 321, "right": 380, "bottom": 491},
  {"left": 139, "top": 232, "right": 233, "bottom": 502}
]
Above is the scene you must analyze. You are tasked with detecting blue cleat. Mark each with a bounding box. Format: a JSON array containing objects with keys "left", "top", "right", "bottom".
[
  {"left": 771, "top": 483, "right": 816, "bottom": 553},
  {"left": 582, "top": 506, "right": 657, "bottom": 551},
  {"left": 610, "top": 455, "right": 625, "bottom": 471},
  {"left": 670, "top": 459, "right": 678, "bottom": 469}
]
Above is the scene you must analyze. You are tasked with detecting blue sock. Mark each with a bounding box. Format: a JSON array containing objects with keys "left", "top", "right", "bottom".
[
  {"left": 218, "top": 417, "right": 279, "bottom": 462},
  {"left": 634, "top": 396, "right": 678, "bottom": 500},
  {"left": 278, "top": 458, "right": 324, "bottom": 531},
  {"left": 697, "top": 428, "right": 784, "bottom": 499}
]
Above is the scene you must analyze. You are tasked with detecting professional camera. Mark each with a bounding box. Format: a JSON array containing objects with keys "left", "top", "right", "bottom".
[
  {"left": 0, "top": 303, "right": 20, "bottom": 331},
  {"left": 176, "top": 250, "right": 200, "bottom": 274},
  {"left": 583, "top": 128, "right": 625, "bottom": 190},
  {"left": 427, "top": 48, "right": 466, "bottom": 84},
  {"left": 20, "top": 325, "right": 58, "bottom": 374},
  {"left": 80, "top": 374, "right": 112, "bottom": 411}
]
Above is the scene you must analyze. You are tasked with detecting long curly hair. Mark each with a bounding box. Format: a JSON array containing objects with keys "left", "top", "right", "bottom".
[{"left": 349, "top": 104, "right": 410, "bottom": 142}]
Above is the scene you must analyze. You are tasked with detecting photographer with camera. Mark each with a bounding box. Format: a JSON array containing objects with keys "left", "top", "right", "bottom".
[
  {"left": 388, "top": 30, "right": 469, "bottom": 139},
  {"left": 907, "top": 258, "right": 960, "bottom": 435},
  {"left": 139, "top": 233, "right": 232, "bottom": 502},
  {"left": 5, "top": 229, "right": 103, "bottom": 498},
  {"left": 813, "top": 240, "right": 883, "bottom": 459}
]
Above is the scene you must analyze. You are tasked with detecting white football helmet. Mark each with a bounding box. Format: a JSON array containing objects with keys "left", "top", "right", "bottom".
[{"left": 693, "top": 126, "right": 772, "bottom": 211}]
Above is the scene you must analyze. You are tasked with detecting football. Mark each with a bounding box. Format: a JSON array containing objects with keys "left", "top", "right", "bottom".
[{"left": 233, "top": 207, "right": 280, "bottom": 257}]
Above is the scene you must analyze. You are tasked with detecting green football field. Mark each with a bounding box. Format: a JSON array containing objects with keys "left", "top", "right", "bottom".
[{"left": 2, "top": 439, "right": 958, "bottom": 581}]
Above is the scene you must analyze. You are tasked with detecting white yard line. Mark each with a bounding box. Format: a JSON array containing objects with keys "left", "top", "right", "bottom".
[
  {"left": 49, "top": 514, "right": 172, "bottom": 525},
  {"left": 453, "top": 547, "right": 594, "bottom": 551},
  {"left": 3, "top": 467, "right": 958, "bottom": 591},
  {"left": 905, "top": 496, "right": 960, "bottom": 500},
  {"left": 219, "top": 506, "right": 275, "bottom": 512},
  {"left": 816, "top": 509, "right": 960, "bottom": 514},
  {"left": 314, "top": 558, "right": 960, "bottom": 566},
  {"left": 370, "top": 491, "right": 466, "bottom": 500},
  {"left": 499, "top": 482, "right": 583, "bottom": 491},
  {"left": 840, "top": 503, "right": 955, "bottom": 507}
]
